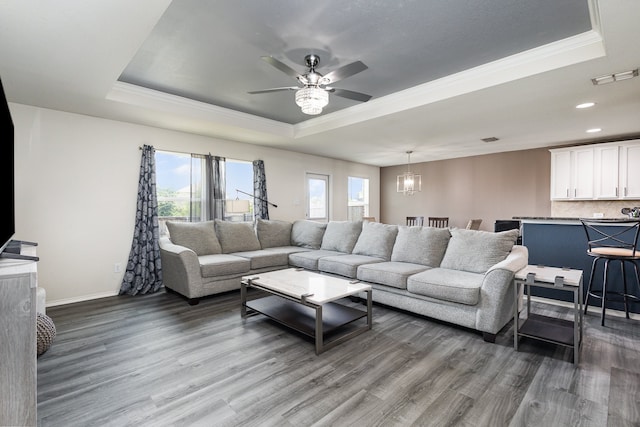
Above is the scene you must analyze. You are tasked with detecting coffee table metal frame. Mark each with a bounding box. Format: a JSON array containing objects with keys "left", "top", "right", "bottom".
[{"left": 241, "top": 269, "right": 372, "bottom": 355}]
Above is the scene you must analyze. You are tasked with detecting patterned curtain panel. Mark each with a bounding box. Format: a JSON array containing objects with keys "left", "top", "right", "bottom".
[
  {"left": 253, "top": 159, "right": 269, "bottom": 220},
  {"left": 119, "top": 145, "right": 163, "bottom": 296}
]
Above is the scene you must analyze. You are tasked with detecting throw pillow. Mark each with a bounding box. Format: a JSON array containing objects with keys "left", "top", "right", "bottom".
[
  {"left": 440, "top": 228, "right": 519, "bottom": 273},
  {"left": 320, "top": 220, "right": 363, "bottom": 253},
  {"left": 291, "top": 220, "right": 327, "bottom": 249},
  {"left": 166, "top": 221, "right": 222, "bottom": 256},
  {"left": 391, "top": 226, "right": 451, "bottom": 266},
  {"left": 214, "top": 220, "right": 261, "bottom": 254},
  {"left": 352, "top": 221, "right": 399, "bottom": 260},
  {"left": 256, "top": 218, "right": 292, "bottom": 249}
]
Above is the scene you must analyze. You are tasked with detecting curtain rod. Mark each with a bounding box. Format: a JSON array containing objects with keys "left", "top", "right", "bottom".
[{"left": 139, "top": 146, "right": 254, "bottom": 163}]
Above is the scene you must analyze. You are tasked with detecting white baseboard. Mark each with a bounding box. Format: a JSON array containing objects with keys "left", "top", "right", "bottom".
[
  {"left": 46, "top": 290, "right": 120, "bottom": 307},
  {"left": 530, "top": 296, "right": 640, "bottom": 320}
]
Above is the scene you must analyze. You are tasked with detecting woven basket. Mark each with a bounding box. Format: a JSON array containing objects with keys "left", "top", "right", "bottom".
[{"left": 37, "top": 312, "right": 56, "bottom": 357}]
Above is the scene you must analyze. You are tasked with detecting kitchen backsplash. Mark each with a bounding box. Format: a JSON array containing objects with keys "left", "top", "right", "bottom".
[{"left": 551, "top": 200, "right": 640, "bottom": 218}]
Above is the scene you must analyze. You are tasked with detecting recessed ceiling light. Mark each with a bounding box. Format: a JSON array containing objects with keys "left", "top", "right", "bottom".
[
  {"left": 576, "top": 102, "right": 595, "bottom": 109},
  {"left": 586, "top": 128, "right": 602, "bottom": 133}
]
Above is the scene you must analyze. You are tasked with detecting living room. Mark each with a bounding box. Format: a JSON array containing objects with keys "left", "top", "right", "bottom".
[{"left": 1, "top": 1, "right": 640, "bottom": 426}]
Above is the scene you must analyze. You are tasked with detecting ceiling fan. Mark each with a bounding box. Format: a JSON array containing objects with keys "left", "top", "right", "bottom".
[{"left": 248, "top": 54, "right": 372, "bottom": 115}]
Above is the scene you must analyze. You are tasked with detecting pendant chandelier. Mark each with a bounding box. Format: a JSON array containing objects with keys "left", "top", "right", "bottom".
[{"left": 396, "top": 151, "right": 422, "bottom": 196}]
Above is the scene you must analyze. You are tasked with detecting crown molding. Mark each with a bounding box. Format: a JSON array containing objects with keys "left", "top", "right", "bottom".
[
  {"left": 106, "top": 81, "right": 294, "bottom": 138},
  {"left": 293, "top": 29, "right": 605, "bottom": 139}
]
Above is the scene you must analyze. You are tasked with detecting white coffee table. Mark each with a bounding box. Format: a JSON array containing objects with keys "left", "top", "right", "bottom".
[{"left": 241, "top": 268, "right": 372, "bottom": 354}]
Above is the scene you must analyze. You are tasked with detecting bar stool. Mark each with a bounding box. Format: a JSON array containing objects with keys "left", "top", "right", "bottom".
[{"left": 580, "top": 218, "right": 640, "bottom": 326}]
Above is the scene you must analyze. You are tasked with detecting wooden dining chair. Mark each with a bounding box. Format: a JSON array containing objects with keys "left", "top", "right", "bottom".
[
  {"left": 406, "top": 216, "right": 424, "bottom": 226},
  {"left": 428, "top": 217, "right": 449, "bottom": 228},
  {"left": 466, "top": 219, "right": 482, "bottom": 230}
]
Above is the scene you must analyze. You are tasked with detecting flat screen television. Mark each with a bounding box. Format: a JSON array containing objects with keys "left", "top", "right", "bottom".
[{"left": 0, "top": 76, "right": 15, "bottom": 256}]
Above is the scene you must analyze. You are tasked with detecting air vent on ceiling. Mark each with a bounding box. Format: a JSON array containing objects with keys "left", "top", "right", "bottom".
[
  {"left": 591, "top": 69, "right": 638, "bottom": 85},
  {"left": 481, "top": 137, "right": 500, "bottom": 143}
]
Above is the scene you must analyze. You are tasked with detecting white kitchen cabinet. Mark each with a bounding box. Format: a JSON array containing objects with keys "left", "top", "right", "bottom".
[
  {"left": 551, "top": 140, "right": 640, "bottom": 201},
  {"left": 549, "top": 147, "right": 593, "bottom": 200},
  {"left": 550, "top": 150, "right": 572, "bottom": 199},
  {"left": 594, "top": 144, "right": 619, "bottom": 198},
  {"left": 619, "top": 142, "right": 640, "bottom": 199}
]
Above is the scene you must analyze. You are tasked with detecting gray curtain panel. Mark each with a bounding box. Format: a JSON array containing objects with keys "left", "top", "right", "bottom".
[
  {"left": 253, "top": 159, "right": 269, "bottom": 220},
  {"left": 211, "top": 155, "right": 226, "bottom": 220},
  {"left": 119, "top": 145, "right": 163, "bottom": 296},
  {"left": 189, "top": 154, "right": 226, "bottom": 221}
]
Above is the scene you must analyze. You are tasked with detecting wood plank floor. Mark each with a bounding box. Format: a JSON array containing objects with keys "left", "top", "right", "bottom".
[{"left": 37, "top": 289, "right": 640, "bottom": 426}]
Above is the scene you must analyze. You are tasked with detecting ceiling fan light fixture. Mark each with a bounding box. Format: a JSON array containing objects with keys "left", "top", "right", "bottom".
[{"left": 295, "top": 87, "right": 329, "bottom": 115}]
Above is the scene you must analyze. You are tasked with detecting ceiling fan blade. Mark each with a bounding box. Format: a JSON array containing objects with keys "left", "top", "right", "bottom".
[
  {"left": 329, "top": 88, "right": 372, "bottom": 103},
  {"left": 322, "top": 61, "right": 368, "bottom": 84},
  {"left": 248, "top": 86, "right": 298, "bottom": 94},
  {"left": 261, "top": 56, "right": 305, "bottom": 82}
]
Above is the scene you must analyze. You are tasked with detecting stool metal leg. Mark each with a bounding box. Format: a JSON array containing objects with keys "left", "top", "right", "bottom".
[
  {"left": 621, "top": 261, "right": 630, "bottom": 319},
  {"left": 584, "top": 257, "right": 599, "bottom": 315},
  {"left": 601, "top": 259, "right": 610, "bottom": 326}
]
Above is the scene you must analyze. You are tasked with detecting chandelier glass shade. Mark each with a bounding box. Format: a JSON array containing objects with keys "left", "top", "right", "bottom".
[
  {"left": 295, "top": 87, "right": 329, "bottom": 115},
  {"left": 397, "top": 151, "right": 422, "bottom": 196}
]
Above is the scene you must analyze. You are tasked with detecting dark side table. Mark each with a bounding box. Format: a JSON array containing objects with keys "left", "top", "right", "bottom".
[{"left": 513, "top": 265, "right": 584, "bottom": 365}]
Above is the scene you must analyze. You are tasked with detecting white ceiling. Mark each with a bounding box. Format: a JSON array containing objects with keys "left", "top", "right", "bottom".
[{"left": 1, "top": 0, "right": 639, "bottom": 167}]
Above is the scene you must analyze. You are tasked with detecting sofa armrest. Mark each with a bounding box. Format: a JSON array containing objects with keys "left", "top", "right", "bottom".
[
  {"left": 159, "top": 236, "right": 203, "bottom": 298},
  {"left": 476, "top": 245, "right": 529, "bottom": 333},
  {"left": 487, "top": 245, "right": 529, "bottom": 274}
]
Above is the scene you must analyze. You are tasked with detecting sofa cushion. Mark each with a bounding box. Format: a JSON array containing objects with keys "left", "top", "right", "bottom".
[
  {"left": 357, "top": 261, "right": 430, "bottom": 290},
  {"left": 198, "top": 254, "right": 251, "bottom": 277},
  {"left": 291, "top": 220, "right": 327, "bottom": 249},
  {"left": 263, "top": 246, "right": 313, "bottom": 256},
  {"left": 318, "top": 254, "right": 385, "bottom": 279},
  {"left": 214, "top": 220, "right": 261, "bottom": 254},
  {"left": 232, "top": 250, "right": 289, "bottom": 270},
  {"left": 391, "top": 226, "right": 451, "bottom": 266},
  {"left": 288, "top": 250, "right": 344, "bottom": 271},
  {"left": 320, "top": 221, "right": 363, "bottom": 253},
  {"left": 256, "top": 218, "right": 292, "bottom": 249},
  {"left": 407, "top": 268, "right": 483, "bottom": 305},
  {"left": 440, "top": 229, "right": 519, "bottom": 273},
  {"left": 352, "top": 221, "right": 398, "bottom": 260},
  {"left": 166, "top": 220, "right": 222, "bottom": 256}
]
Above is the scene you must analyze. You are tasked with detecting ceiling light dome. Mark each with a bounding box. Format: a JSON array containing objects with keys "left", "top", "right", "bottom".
[{"left": 295, "top": 87, "right": 329, "bottom": 115}]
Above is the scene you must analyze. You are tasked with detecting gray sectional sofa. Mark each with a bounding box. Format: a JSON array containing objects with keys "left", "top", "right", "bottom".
[{"left": 159, "top": 218, "right": 528, "bottom": 341}]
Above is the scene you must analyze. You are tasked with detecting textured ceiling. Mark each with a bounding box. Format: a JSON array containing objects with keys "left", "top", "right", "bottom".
[
  {"left": 2, "top": 0, "right": 639, "bottom": 167},
  {"left": 119, "top": 0, "right": 591, "bottom": 124}
]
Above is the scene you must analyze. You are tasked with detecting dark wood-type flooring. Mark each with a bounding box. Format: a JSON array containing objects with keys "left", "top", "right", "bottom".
[{"left": 37, "top": 289, "right": 640, "bottom": 426}]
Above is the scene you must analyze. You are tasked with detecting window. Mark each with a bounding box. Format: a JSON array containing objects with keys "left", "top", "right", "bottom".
[
  {"left": 155, "top": 151, "right": 192, "bottom": 233},
  {"left": 225, "top": 159, "right": 254, "bottom": 221},
  {"left": 348, "top": 176, "right": 369, "bottom": 221},
  {"left": 155, "top": 151, "right": 255, "bottom": 232},
  {"left": 306, "top": 173, "right": 329, "bottom": 221}
]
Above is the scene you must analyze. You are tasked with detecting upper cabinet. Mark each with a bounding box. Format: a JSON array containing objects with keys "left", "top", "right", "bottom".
[
  {"left": 550, "top": 147, "right": 594, "bottom": 200},
  {"left": 619, "top": 142, "right": 640, "bottom": 199},
  {"left": 550, "top": 140, "right": 640, "bottom": 201}
]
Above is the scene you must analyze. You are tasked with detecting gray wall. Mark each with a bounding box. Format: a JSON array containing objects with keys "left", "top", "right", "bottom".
[{"left": 381, "top": 148, "right": 552, "bottom": 230}]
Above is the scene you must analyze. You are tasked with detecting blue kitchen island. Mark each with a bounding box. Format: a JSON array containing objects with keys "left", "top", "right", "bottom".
[{"left": 516, "top": 217, "right": 640, "bottom": 315}]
